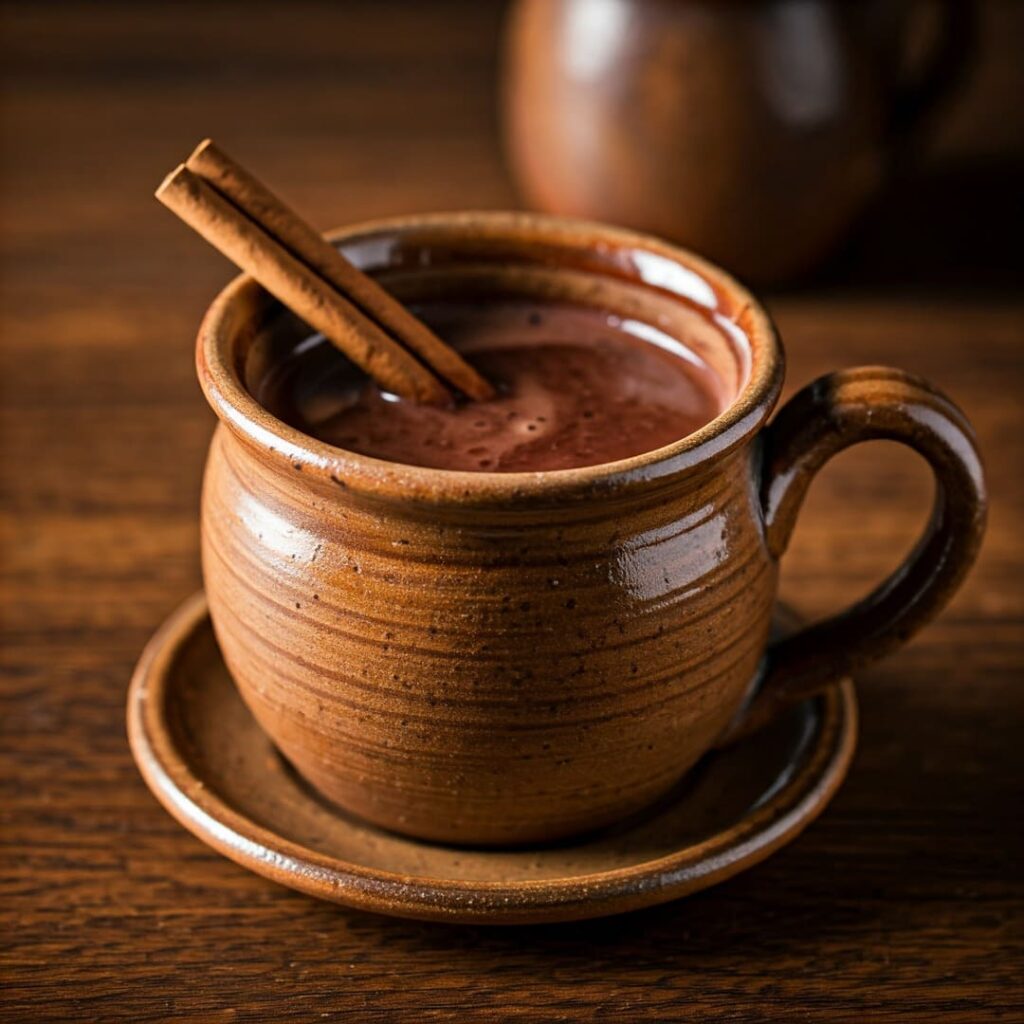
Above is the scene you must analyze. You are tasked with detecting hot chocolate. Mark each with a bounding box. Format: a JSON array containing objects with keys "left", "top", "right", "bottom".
[{"left": 258, "top": 299, "right": 730, "bottom": 472}]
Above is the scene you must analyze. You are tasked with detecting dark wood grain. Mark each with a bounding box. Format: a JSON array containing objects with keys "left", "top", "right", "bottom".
[{"left": 2, "top": 1, "right": 1022, "bottom": 1020}]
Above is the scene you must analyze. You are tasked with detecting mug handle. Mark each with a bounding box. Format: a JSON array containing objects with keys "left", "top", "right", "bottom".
[
  {"left": 720, "top": 366, "right": 986, "bottom": 743},
  {"left": 890, "top": 0, "right": 977, "bottom": 141}
]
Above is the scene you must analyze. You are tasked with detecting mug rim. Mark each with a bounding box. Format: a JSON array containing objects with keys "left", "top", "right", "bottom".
[{"left": 196, "top": 210, "right": 784, "bottom": 505}]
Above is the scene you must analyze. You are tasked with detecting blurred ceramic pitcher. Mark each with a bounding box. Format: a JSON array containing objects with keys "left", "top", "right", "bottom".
[{"left": 502, "top": 0, "right": 975, "bottom": 284}]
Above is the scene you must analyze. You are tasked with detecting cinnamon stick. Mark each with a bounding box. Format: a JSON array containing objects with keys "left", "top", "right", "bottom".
[
  {"left": 156, "top": 164, "right": 452, "bottom": 405},
  {"left": 186, "top": 139, "right": 496, "bottom": 402}
]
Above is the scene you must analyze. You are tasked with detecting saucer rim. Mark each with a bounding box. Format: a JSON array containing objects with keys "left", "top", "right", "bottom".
[{"left": 127, "top": 592, "right": 858, "bottom": 925}]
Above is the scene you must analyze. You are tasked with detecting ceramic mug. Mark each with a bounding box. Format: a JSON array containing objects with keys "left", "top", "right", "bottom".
[
  {"left": 502, "top": 0, "right": 975, "bottom": 284},
  {"left": 197, "top": 212, "right": 985, "bottom": 845}
]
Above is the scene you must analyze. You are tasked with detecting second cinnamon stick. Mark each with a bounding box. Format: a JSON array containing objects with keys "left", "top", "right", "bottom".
[
  {"left": 186, "top": 139, "right": 495, "bottom": 402},
  {"left": 156, "top": 164, "right": 451, "bottom": 405}
]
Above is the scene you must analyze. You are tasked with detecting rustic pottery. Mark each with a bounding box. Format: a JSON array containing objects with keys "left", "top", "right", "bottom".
[
  {"left": 128, "top": 594, "right": 858, "bottom": 924},
  {"left": 502, "top": 0, "right": 975, "bottom": 283},
  {"left": 196, "top": 211, "right": 985, "bottom": 846}
]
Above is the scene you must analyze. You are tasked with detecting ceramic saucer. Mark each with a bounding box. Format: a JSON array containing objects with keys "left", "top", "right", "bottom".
[{"left": 128, "top": 593, "right": 857, "bottom": 925}]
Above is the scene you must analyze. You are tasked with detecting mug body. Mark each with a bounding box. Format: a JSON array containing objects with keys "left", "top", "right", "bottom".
[
  {"left": 502, "top": 0, "right": 912, "bottom": 283},
  {"left": 197, "top": 212, "right": 783, "bottom": 845}
]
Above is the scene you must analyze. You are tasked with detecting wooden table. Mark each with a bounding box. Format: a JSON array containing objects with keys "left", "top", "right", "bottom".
[{"left": 3, "top": 3, "right": 1022, "bottom": 1020}]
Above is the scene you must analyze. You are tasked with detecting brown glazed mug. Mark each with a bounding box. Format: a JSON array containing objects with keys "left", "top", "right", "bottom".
[
  {"left": 502, "top": 0, "right": 975, "bottom": 284},
  {"left": 197, "top": 212, "right": 985, "bottom": 845}
]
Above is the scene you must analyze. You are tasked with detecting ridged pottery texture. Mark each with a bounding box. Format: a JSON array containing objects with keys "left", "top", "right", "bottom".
[{"left": 197, "top": 212, "right": 985, "bottom": 845}]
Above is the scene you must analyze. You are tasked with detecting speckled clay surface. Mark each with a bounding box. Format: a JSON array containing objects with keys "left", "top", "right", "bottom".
[
  {"left": 195, "top": 212, "right": 984, "bottom": 846},
  {"left": 127, "top": 594, "right": 857, "bottom": 925}
]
